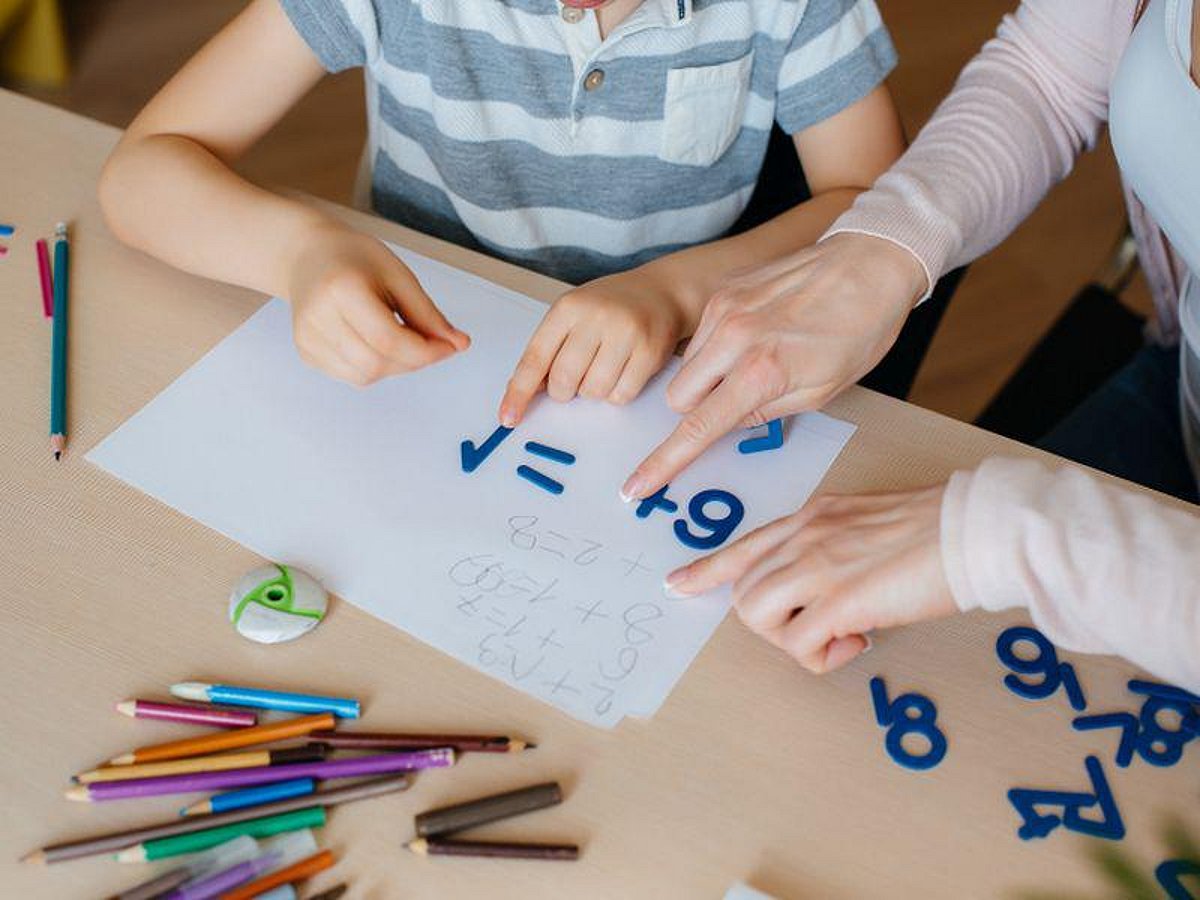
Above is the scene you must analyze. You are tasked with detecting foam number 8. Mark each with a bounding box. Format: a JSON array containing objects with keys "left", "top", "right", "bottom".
[
  {"left": 995, "top": 626, "right": 1087, "bottom": 711},
  {"left": 673, "top": 489, "right": 745, "bottom": 551},
  {"left": 869, "top": 677, "right": 947, "bottom": 771},
  {"left": 1130, "top": 680, "right": 1200, "bottom": 768}
]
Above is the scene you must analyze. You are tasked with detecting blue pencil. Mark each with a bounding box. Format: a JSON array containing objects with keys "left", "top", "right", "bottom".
[
  {"left": 171, "top": 682, "right": 361, "bottom": 719},
  {"left": 181, "top": 777, "right": 315, "bottom": 817}
]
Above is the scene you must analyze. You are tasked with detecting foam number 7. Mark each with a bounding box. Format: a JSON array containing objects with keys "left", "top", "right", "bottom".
[
  {"left": 869, "top": 677, "right": 947, "bottom": 771},
  {"left": 995, "top": 626, "right": 1087, "bottom": 711},
  {"left": 1007, "top": 756, "right": 1125, "bottom": 841}
]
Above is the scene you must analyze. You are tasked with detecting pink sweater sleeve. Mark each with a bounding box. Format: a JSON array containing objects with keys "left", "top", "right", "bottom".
[
  {"left": 827, "top": 0, "right": 1130, "bottom": 289},
  {"left": 941, "top": 458, "right": 1200, "bottom": 690}
]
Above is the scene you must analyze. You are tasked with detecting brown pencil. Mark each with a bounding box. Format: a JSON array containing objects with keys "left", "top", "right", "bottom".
[
  {"left": 76, "top": 744, "right": 326, "bottom": 784},
  {"left": 408, "top": 838, "right": 579, "bottom": 861},
  {"left": 21, "top": 774, "right": 409, "bottom": 865},
  {"left": 108, "top": 713, "right": 334, "bottom": 766},
  {"left": 414, "top": 782, "right": 563, "bottom": 838},
  {"left": 311, "top": 730, "right": 533, "bottom": 754}
]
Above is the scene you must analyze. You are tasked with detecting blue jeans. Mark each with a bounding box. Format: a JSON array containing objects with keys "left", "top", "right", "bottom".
[{"left": 1038, "top": 344, "right": 1199, "bottom": 504}]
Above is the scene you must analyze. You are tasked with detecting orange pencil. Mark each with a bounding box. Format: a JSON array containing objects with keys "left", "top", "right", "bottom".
[
  {"left": 109, "top": 713, "right": 335, "bottom": 766},
  {"left": 220, "top": 849, "right": 335, "bottom": 899}
]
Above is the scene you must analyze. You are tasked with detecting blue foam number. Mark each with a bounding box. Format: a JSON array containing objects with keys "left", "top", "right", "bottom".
[
  {"left": 869, "top": 676, "right": 947, "bottom": 771},
  {"left": 1073, "top": 713, "right": 1140, "bottom": 767},
  {"left": 460, "top": 426, "right": 514, "bottom": 473},
  {"left": 737, "top": 418, "right": 784, "bottom": 454},
  {"left": 635, "top": 484, "right": 679, "bottom": 520},
  {"left": 672, "top": 489, "right": 745, "bottom": 550},
  {"left": 1156, "top": 859, "right": 1200, "bottom": 900},
  {"left": 1128, "top": 680, "right": 1199, "bottom": 767},
  {"left": 995, "top": 626, "right": 1087, "bottom": 710},
  {"left": 1007, "top": 756, "right": 1125, "bottom": 841}
]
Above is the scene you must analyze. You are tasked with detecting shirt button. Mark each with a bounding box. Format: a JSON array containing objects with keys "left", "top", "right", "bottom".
[
  {"left": 560, "top": 5, "right": 584, "bottom": 23},
  {"left": 583, "top": 69, "right": 605, "bottom": 91}
]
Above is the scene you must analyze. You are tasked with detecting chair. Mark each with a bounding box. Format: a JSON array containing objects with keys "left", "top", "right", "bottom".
[{"left": 974, "top": 229, "right": 1145, "bottom": 443}]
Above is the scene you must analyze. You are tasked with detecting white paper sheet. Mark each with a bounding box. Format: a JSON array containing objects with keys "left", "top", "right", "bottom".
[{"left": 89, "top": 246, "right": 855, "bottom": 727}]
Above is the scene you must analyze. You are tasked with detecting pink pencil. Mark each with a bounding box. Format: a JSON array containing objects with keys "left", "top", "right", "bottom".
[
  {"left": 36, "top": 238, "right": 53, "bottom": 317},
  {"left": 116, "top": 699, "right": 258, "bottom": 729}
]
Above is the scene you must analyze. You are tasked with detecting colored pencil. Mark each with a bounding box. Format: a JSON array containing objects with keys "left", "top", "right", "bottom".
[
  {"left": 407, "top": 838, "right": 579, "bottom": 861},
  {"left": 171, "top": 682, "right": 359, "bottom": 719},
  {"left": 72, "top": 748, "right": 453, "bottom": 802},
  {"left": 109, "top": 713, "right": 334, "bottom": 766},
  {"left": 181, "top": 778, "right": 315, "bottom": 817},
  {"left": 110, "top": 866, "right": 193, "bottom": 900},
  {"left": 117, "top": 699, "right": 257, "bottom": 729},
  {"left": 311, "top": 730, "right": 533, "bottom": 754},
  {"left": 164, "top": 851, "right": 280, "bottom": 900},
  {"left": 36, "top": 237, "right": 53, "bottom": 318},
  {"left": 48, "top": 222, "right": 69, "bottom": 459},
  {"left": 219, "top": 850, "right": 335, "bottom": 900},
  {"left": 22, "top": 774, "right": 410, "bottom": 864},
  {"left": 77, "top": 744, "right": 326, "bottom": 784},
  {"left": 111, "top": 835, "right": 260, "bottom": 900},
  {"left": 414, "top": 782, "right": 562, "bottom": 839},
  {"left": 0, "top": 223, "right": 14, "bottom": 236},
  {"left": 116, "top": 808, "right": 324, "bottom": 863}
]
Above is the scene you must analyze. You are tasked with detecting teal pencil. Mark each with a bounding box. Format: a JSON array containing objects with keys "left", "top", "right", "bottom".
[{"left": 49, "top": 222, "right": 69, "bottom": 460}]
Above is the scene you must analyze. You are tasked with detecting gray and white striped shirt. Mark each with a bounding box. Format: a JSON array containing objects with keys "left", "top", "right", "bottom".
[{"left": 280, "top": 0, "right": 896, "bottom": 284}]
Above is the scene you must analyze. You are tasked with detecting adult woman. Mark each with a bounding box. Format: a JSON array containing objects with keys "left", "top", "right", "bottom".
[{"left": 629, "top": 0, "right": 1200, "bottom": 689}]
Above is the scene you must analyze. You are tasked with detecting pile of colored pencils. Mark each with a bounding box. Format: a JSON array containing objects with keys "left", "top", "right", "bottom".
[{"left": 21, "top": 679, "right": 554, "bottom": 897}]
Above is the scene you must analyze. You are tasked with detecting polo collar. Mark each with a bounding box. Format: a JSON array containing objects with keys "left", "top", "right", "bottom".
[{"left": 555, "top": 1, "right": 692, "bottom": 28}]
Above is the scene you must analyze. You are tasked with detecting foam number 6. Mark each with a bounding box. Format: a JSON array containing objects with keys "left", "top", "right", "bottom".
[
  {"left": 673, "top": 489, "right": 745, "bottom": 551},
  {"left": 995, "top": 626, "right": 1086, "bottom": 711},
  {"left": 869, "top": 677, "right": 947, "bottom": 771}
]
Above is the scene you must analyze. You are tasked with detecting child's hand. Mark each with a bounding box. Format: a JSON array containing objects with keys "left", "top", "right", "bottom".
[
  {"left": 499, "top": 266, "right": 690, "bottom": 426},
  {"left": 287, "top": 224, "right": 469, "bottom": 386}
]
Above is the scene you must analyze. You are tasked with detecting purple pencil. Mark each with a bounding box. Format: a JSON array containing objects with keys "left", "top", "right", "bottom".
[
  {"left": 69, "top": 748, "right": 455, "bottom": 802},
  {"left": 165, "top": 852, "right": 280, "bottom": 900},
  {"left": 117, "top": 699, "right": 258, "bottom": 729}
]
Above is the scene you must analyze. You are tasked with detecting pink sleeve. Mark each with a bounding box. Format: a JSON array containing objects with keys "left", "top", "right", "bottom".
[
  {"left": 826, "top": 0, "right": 1131, "bottom": 291},
  {"left": 940, "top": 457, "right": 1200, "bottom": 691}
]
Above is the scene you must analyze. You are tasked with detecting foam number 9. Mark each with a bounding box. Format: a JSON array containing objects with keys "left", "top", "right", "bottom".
[
  {"left": 673, "top": 489, "right": 745, "bottom": 551},
  {"left": 870, "top": 677, "right": 947, "bottom": 771},
  {"left": 995, "top": 626, "right": 1086, "bottom": 711}
]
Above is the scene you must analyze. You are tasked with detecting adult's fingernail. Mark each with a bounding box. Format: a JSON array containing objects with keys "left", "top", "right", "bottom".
[
  {"left": 662, "top": 570, "right": 694, "bottom": 599},
  {"left": 499, "top": 406, "right": 516, "bottom": 428},
  {"left": 860, "top": 634, "right": 874, "bottom": 655},
  {"left": 620, "top": 473, "right": 646, "bottom": 503}
]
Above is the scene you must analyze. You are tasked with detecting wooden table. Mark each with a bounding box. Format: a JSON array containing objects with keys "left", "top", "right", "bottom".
[{"left": 2, "top": 89, "right": 1196, "bottom": 900}]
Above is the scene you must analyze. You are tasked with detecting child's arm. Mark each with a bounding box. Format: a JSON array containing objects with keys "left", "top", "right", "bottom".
[
  {"left": 99, "top": 0, "right": 467, "bottom": 386},
  {"left": 498, "top": 84, "right": 905, "bottom": 426}
]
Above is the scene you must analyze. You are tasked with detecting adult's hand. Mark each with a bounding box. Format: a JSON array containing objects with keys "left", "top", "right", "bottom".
[
  {"left": 663, "top": 485, "right": 957, "bottom": 673},
  {"left": 620, "top": 232, "right": 928, "bottom": 501}
]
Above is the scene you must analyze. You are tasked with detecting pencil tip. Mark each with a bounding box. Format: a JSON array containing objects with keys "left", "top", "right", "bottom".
[
  {"left": 64, "top": 786, "right": 89, "bottom": 802},
  {"left": 115, "top": 847, "right": 144, "bottom": 864},
  {"left": 53, "top": 451, "right": 61, "bottom": 461},
  {"left": 115, "top": 700, "right": 136, "bottom": 717},
  {"left": 20, "top": 850, "right": 46, "bottom": 865},
  {"left": 407, "top": 839, "right": 428, "bottom": 856},
  {"left": 109, "top": 753, "right": 135, "bottom": 766},
  {"left": 524, "top": 742, "right": 537, "bottom": 750}
]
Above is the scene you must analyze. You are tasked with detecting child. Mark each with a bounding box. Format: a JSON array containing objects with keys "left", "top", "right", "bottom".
[{"left": 100, "top": 0, "right": 904, "bottom": 420}]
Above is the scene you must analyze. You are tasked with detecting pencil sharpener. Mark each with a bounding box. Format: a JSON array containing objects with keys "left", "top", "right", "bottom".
[{"left": 229, "top": 563, "right": 327, "bottom": 644}]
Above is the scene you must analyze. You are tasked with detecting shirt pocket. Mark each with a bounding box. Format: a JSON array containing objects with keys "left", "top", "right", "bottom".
[{"left": 660, "top": 51, "right": 753, "bottom": 167}]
